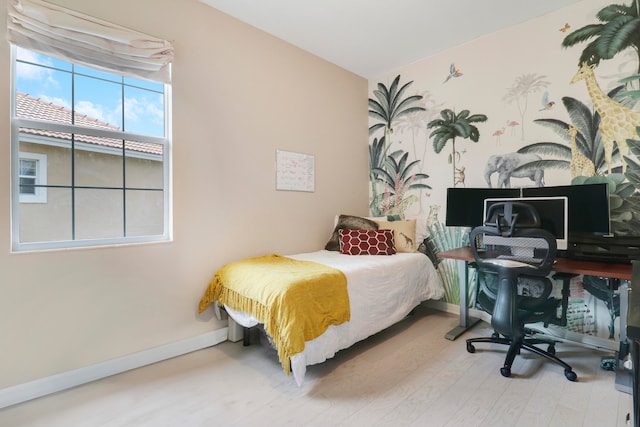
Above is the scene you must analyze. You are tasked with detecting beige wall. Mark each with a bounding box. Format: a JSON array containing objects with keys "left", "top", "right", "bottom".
[{"left": 0, "top": 0, "right": 369, "bottom": 389}]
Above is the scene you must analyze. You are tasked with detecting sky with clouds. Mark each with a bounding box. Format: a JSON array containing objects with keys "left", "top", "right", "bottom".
[{"left": 15, "top": 47, "right": 166, "bottom": 138}]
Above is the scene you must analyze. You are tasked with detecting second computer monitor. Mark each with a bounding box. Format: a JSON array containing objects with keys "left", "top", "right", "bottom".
[{"left": 522, "top": 183, "right": 610, "bottom": 235}]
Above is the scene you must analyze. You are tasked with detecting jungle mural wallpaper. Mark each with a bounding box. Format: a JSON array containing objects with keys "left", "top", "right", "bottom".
[{"left": 368, "top": 0, "right": 640, "bottom": 343}]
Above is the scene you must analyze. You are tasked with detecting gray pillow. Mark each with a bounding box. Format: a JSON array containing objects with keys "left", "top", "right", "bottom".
[{"left": 324, "top": 214, "right": 379, "bottom": 251}]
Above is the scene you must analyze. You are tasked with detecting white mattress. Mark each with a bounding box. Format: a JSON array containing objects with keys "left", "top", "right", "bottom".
[{"left": 224, "top": 249, "right": 444, "bottom": 385}]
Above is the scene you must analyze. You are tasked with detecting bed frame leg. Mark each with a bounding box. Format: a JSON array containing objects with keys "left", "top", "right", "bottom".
[{"left": 243, "top": 327, "right": 251, "bottom": 346}]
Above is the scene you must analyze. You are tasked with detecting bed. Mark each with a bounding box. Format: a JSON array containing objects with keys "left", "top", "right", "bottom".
[{"left": 198, "top": 216, "right": 445, "bottom": 386}]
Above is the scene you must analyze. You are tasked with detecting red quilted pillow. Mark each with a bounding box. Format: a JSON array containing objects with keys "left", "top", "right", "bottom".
[{"left": 338, "top": 229, "right": 397, "bottom": 255}]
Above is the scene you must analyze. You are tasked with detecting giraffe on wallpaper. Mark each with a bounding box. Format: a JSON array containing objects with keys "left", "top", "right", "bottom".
[
  {"left": 570, "top": 62, "right": 639, "bottom": 173},
  {"left": 567, "top": 125, "right": 596, "bottom": 178}
]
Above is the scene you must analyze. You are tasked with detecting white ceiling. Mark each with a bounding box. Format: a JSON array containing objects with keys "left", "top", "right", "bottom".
[{"left": 200, "top": 0, "right": 582, "bottom": 79}]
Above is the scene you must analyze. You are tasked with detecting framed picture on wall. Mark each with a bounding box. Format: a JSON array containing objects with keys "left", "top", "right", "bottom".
[{"left": 276, "top": 150, "right": 315, "bottom": 192}]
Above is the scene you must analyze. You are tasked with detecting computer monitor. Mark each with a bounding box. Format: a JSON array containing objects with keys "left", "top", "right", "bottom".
[
  {"left": 522, "top": 183, "right": 610, "bottom": 235},
  {"left": 483, "top": 196, "right": 569, "bottom": 250},
  {"left": 445, "top": 187, "right": 520, "bottom": 227}
]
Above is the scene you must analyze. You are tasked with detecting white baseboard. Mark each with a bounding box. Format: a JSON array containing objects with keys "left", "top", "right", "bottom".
[{"left": 0, "top": 328, "right": 228, "bottom": 409}]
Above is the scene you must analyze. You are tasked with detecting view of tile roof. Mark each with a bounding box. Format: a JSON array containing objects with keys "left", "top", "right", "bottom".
[{"left": 16, "top": 92, "right": 163, "bottom": 156}]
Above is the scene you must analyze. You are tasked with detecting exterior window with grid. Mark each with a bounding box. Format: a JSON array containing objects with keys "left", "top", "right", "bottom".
[
  {"left": 11, "top": 47, "right": 172, "bottom": 251},
  {"left": 19, "top": 152, "right": 47, "bottom": 203},
  {"left": 8, "top": 0, "right": 174, "bottom": 252}
]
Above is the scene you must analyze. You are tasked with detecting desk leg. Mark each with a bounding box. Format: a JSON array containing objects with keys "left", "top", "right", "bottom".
[
  {"left": 630, "top": 339, "right": 640, "bottom": 427},
  {"left": 445, "top": 259, "right": 481, "bottom": 340},
  {"left": 617, "top": 280, "right": 633, "bottom": 394}
]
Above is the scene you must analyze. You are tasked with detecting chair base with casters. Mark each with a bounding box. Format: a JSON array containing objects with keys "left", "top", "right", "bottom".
[
  {"left": 467, "top": 268, "right": 577, "bottom": 381},
  {"left": 466, "top": 330, "right": 577, "bottom": 381}
]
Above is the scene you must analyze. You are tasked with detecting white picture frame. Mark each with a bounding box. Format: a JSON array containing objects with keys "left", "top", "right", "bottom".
[{"left": 276, "top": 150, "right": 315, "bottom": 192}]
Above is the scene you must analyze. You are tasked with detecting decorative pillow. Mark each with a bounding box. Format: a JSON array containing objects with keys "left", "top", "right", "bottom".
[
  {"left": 374, "top": 219, "right": 417, "bottom": 253},
  {"left": 338, "top": 229, "right": 396, "bottom": 255},
  {"left": 325, "top": 214, "right": 379, "bottom": 251}
]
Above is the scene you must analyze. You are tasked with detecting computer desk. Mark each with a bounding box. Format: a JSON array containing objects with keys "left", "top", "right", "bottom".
[{"left": 437, "top": 246, "right": 633, "bottom": 392}]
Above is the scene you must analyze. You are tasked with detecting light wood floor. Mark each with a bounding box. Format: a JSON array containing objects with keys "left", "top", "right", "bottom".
[{"left": 0, "top": 306, "right": 632, "bottom": 426}]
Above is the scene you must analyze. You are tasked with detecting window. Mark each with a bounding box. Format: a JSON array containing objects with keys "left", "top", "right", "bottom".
[
  {"left": 11, "top": 46, "right": 172, "bottom": 251},
  {"left": 19, "top": 152, "right": 47, "bottom": 203},
  {"left": 8, "top": 0, "right": 174, "bottom": 252}
]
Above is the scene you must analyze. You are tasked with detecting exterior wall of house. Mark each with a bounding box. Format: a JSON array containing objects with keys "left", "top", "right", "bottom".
[
  {"left": 19, "top": 141, "right": 165, "bottom": 242},
  {"left": 0, "top": 0, "right": 369, "bottom": 389}
]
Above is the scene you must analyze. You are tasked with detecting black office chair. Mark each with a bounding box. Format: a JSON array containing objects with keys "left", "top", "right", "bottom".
[{"left": 466, "top": 201, "right": 577, "bottom": 381}]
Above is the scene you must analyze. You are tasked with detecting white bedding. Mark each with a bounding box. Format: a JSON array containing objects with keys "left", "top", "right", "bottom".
[{"left": 224, "top": 249, "right": 444, "bottom": 385}]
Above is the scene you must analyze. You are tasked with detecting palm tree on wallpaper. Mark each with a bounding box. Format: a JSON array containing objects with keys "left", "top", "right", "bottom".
[
  {"left": 502, "top": 73, "right": 550, "bottom": 140},
  {"left": 515, "top": 87, "right": 637, "bottom": 177},
  {"left": 427, "top": 108, "right": 487, "bottom": 187},
  {"left": 621, "top": 136, "right": 640, "bottom": 234},
  {"left": 562, "top": 0, "right": 640, "bottom": 74},
  {"left": 369, "top": 136, "right": 386, "bottom": 214},
  {"left": 394, "top": 90, "right": 445, "bottom": 214},
  {"left": 370, "top": 150, "right": 431, "bottom": 216},
  {"left": 524, "top": 95, "right": 606, "bottom": 173},
  {"left": 627, "top": 138, "right": 640, "bottom": 174},
  {"left": 369, "top": 75, "right": 425, "bottom": 215},
  {"left": 394, "top": 90, "right": 444, "bottom": 157},
  {"left": 368, "top": 75, "right": 425, "bottom": 148}
]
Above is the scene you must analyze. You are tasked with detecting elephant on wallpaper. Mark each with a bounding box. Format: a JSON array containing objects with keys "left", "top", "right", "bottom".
[{"left": 484, "top": 152, "right": 544, "bottom": 188}]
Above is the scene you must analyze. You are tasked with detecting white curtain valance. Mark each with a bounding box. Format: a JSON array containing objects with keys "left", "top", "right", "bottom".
[{"left": 7, "top": 0, "right": 174, "bottom": 83}]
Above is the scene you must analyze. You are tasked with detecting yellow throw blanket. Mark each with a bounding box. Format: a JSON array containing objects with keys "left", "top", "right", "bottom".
[{"left": 198, "top": 254, "right": 349, "bottom": 375}]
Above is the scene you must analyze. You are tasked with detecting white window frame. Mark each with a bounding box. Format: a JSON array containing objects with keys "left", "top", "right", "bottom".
[
  {"left": 18, "top": 151, "right": 47, "bottom": 203},
  {"left": 10, "top": 45, "right": 173, "bottom": 252}
]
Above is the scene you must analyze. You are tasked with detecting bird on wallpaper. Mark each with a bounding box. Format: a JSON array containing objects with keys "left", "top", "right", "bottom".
[
  {"left": 559, "top": 22, "right": 571, "bottom": 32},
  {"left": 443, "top": 63, "right": 463, "bottom": 83},
  {"left": 539, "top": 91, "right": 555, "bottom": 111}
]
